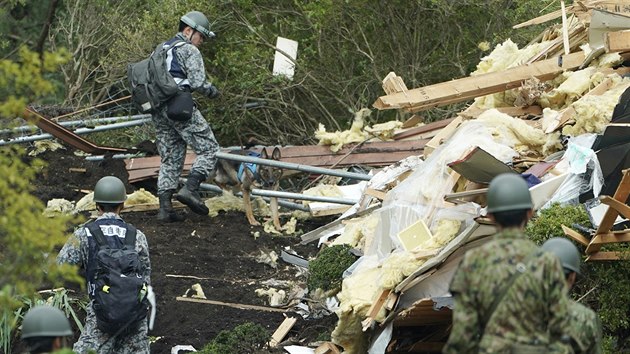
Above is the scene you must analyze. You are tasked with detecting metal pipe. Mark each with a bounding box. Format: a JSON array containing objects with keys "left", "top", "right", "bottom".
[
  {"left": 215, "top": 151, "right": 371, "bottom": 181},
  {"left": 250, "top": 188, "right": 358, "bottom": 205},
  {"left": 198, "top": 182, "right": 309, "bottom": 211},
  {"left": 85, "top": 153, "right": 141, "bottom": 161},
  {"left": 0, "top": 118, "right": 151, "bottom": 146},
  {"left": 0, "top": 114, "right": 151, "bottom": 135}
]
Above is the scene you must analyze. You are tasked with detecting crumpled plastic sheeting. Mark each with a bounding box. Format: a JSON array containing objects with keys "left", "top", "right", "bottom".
[
  {"left": 477, "top": 109, "right": 562, "bottom": 157},
  {"left": 562, "top": 77, "right": 630, "bottom": 137}
]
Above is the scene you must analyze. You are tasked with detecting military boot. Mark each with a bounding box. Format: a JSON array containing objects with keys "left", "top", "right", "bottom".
[
  {"left": 175, "top": 171, "right": 209, "bottom": 215},
  {"left": 157, "top": 190, "right": 185, "bottom": 222}
]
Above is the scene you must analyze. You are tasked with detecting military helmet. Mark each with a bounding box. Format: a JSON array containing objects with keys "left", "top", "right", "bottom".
[
  {"left": 542, "top": 237, "right": 581, "bottom": 275},
  {"left": 93, "top": 176, "right": 127, "bottom": 204},
  {"left": 21, "top": 305, "right": 73, "bottom": 339},
  {"left": 180, "top": 11, "right": 215, "bottom": 39},
  {"left": 486, "top": 173, "right": 533, "bottom": 213}
]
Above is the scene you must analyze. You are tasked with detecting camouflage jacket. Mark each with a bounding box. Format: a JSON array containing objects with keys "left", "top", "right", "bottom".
[
  {"left": 172, "top": 32, "right": 216, "bottom": 97},
  {"left": 564, "top": 300, "right": 602, "bottom": 354},
  {"left": 443, "top": 228, "right": 571, "bottom": 354},
  {"left": 56, "top": 212, "right": 151, "bottom": 286}
]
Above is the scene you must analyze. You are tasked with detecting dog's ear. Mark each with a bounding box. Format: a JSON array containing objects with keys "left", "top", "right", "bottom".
[
  {"left": 271, "top": 147, "right": 281, "bottom": 161},
  {"left": 261, "top": 147, "right": 269, "bottom": 159}
]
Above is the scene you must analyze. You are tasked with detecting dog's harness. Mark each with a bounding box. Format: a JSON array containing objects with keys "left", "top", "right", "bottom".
[{"left": 237, "top": 151, "right": 262, "bottom": 183}]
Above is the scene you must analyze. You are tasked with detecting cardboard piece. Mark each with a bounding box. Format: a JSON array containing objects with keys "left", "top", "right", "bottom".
[{"left": 447, "top": 146, "right": 515, "bottom": 184}]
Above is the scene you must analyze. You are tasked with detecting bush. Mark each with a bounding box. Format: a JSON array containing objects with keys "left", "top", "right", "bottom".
[
  {"left": 307, "top": 244, "right": 358, "bottom": 293},
  {"left": 198, "top": 322, "right": 270, "bottom": 354}
]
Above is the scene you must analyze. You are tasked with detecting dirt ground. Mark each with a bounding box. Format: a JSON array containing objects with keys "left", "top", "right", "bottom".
[{"left": 28, "top": 146, "right": 339, "bottom": 353}]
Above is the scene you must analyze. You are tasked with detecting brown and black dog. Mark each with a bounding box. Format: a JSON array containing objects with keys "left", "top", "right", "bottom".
[{"left": 211, "top": 147, "right": 283, "bottom": 227}]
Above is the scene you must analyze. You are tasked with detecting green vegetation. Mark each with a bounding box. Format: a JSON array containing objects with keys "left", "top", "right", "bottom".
[
  {"left": 198, "top": 322, "right": 270, "bottom": 354},
  {"left": 308, "top": 244, "right": 358, "bottom": 293},
  {"left": 527, "top": 203, "right": 630, "bottom": 351}
]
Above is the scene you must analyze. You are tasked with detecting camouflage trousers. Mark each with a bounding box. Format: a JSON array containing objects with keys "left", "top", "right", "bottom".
[
  {"left": 152, "top": 106, "right": 219, "bottom": 194},
  {"left": 72, "top": 302, "right": 150, "bottom": 354}
]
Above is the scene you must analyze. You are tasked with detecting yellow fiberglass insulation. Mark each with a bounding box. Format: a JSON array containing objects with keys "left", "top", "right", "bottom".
[
  {"left": 125, "top": 188, "right": 158, "bottom": 205},
  {"left": 538, "top": 68, "right": 602, "bottom": 109},
  {"left": 303, "top": 184, "right": 344, "bottom": 199},
  {"left": 204, "top": 190, "right": 244, "bottom": 217},
  {"left": 364, "top": 120, "right": 403, "bottom": 140},
  {"left": 331, "top": 214, "right": 379, "bottom": 250},
  {"left": 315, "top": 109, "right": 371, "bottom": 152},
  {"left": 563, "top": 77, "right": 630, "bottom": 137},
  {"left": 477, "top": 109, "right": 562, "bottom": 157},
  {"left": 421, "top": 219, "right": 461, "bottom": 250},
  {"left": 379, "top": 251, "right": 428, "bottom": 289},
  {"left": 75, "top": 192, "right": 95, "bottom": 212},
  {"left": 44, "top": 198, "right": 75, "bottom": 217},
  {"left": 332, "top": 266, "right": 382, "bottom": 354}
]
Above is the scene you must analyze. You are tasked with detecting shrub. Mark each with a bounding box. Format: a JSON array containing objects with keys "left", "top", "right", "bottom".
[
  {"left": 198, "top": 322, "right": 270, "bottom": 354},
  {"left": 307, "top": 244, "right": 358, "bottom": 293}
]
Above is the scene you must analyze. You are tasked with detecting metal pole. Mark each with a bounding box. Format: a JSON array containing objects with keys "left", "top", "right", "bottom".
[
  {"left": 0, "top": 114, "right": 151, "bottom": 135},
  {"left": 0, "top": 118, "right": 151, "bottom": 146},
  {"left": 215, "top": 151, "right": 371, "bottom": 181},
  {"left": 197, "top": 182, "right": 309, "bottom": 211},
  {"left": 251, "top": 188, "right": 358, "bottom": 205}
]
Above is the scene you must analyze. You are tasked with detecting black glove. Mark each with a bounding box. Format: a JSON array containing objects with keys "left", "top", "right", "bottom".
[{"left": 207, "top": 84, "right": 220, "bottom": 99}]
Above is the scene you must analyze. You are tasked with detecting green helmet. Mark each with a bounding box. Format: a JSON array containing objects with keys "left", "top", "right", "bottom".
[
  {"left": 181, "top": 11, "right": 215, "bottom": 39},
  {"left": 93, "top": 176, "right": 127, "bottom": 204},
  {"left": 486, "top": 173, "right": 533, "bottom": 213},
  {"left": 542, "top": 237, "right": 581, "bottom": 275},
  {"left": 21, "top": 305, "right": 73, "bottom": 339}
]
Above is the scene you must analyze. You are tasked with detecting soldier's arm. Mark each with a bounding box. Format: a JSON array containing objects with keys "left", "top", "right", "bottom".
[
  {"left": 56, "top": 230, "right": 84, "bottom": 266},
  {"left": 137, "top": 231, "right": 151, "bottom": 285},
  {"left": 443, "top": 259, "right": 480, "bottom": 354},
  {"left": 544, "top": 254, "right": 572, "bottom": 342},
  {"left": 177, "top": 45, "right": 215, "bottom": 96}
]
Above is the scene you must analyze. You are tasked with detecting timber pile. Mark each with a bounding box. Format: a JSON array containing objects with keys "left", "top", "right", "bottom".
[{"left": 304, "top": 2, "right": 630, "bottom": 354}]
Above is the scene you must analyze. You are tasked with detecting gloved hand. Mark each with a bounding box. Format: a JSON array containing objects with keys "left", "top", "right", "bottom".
[{"left": 206, "top": 84, "right": 220, "bottom": 99}]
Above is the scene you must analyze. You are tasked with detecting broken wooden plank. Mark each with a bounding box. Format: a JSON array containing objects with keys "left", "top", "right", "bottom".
[
  {"left": 382, "top": 71, "right": 409, "bottom": 95},
  {"left": 588, "top": 231, "right": 630, "bottom": 245},
  {"left": 588, "top": 169, "right": 630, "bottom": 253},
  {"left": 586, "top": 251, "right": 625, "bottom": 261},
  {"left": 599, "top": 195, "right": 630, "bottom": 220},
  {"left": 459, "top": 106, "right": 543, "bottom": 119},
  {"left": 69, "top": 167, "right": 87, "bottom": 173},
  {"left": 424, "top": 116, "right": 464, "bottom": 158},
  {"left": 561, "top": 225, "right": 590, "bottom": 246},
  {"left": 364, "top": 188, "right": 387, "bottom": 201},
  {"left": 175, "top": 296, "right": 287, "bottom": 313},
  {"left": 393, "top": 117, "right": 454, "bottom": 141},
  {"left": 315, "top": 342, "right": 342, "bottom": 354},
  {"left": 361, "top": 289, "right": 391, "bottom": 331},
  {"left": 605, "top": 29, "right": 630, "bottom": 53},
  {"left": 373, "top": 52, "right": 586, "bottom": 112},
  {"left": 268, "top": 316, "right": 297, "bottom": 347}
]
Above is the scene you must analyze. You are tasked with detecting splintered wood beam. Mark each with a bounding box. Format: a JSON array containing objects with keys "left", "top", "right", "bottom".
[
  {"left": 372, "top": 52, "right": 586, "bottom": 112},
  {"left": 268, "top": 316, "right": 297, "bottom": 347},
  {"left": 588, "top": 169, "right": 630, "bottom": 254},
  {"left": 588, "top": 231, "right": 630, "bottom": 245},
  {"left": 599, "top": 195, "right": 630, "bottom": 220},
  {"left": 561, "top": 225, "right": 590, "bottom": 246},
  {"left": 175, "top": 296, "right": 287, "bottom": 313},
  {"left": 361, "top": 289, "right": 391, "bottom": 332},
  {"left": 586, "top": 251, "right": 624, "bottom": 261}
]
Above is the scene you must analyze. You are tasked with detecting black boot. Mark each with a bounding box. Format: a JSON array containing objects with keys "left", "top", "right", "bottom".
[
  {"left": 175, "top": 171, "right": 209, "bottom": 215},
  {"left": 157, "top": 190, "right": 185, "bottom": 222}
]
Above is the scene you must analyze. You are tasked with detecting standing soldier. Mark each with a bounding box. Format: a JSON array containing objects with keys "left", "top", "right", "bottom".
[
  {"left": 152, "top": 10, "right": 221, "bottom": 222},
  {"left": 57, "top": 176, "right": 151, "bottom": 354},
  {"left": 21, "top": 305, "right": 73, "bottom": 353},
  {"left": 443, "top": 173, "right": 571, "bottom": 353},
  {"left": 542, "top": 237, "right": 603, "bottom": 354}
]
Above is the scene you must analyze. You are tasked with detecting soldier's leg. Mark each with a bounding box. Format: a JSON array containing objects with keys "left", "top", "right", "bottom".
[
  {"left": 114, "top": 319, "right": 150, "bottom": 354},
  {"left": 154, "top": 116, "right": 187, "bottom": 195}
]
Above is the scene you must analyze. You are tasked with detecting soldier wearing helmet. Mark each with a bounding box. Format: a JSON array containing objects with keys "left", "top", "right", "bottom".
[
  {"left": 444, "top": 173, "right": 572, "bottom": 353},
  {"left": 57, "top": 176, "right": 151, "bottom": 353},
  {"left": 151, "top": 10, "right": 222, "bottom": 222},
  {"left": 21, "top": 305, "right": 73, "bottom": 353},
  {"left": 542, "top": 237, "right": 602, "bottom": 354}
]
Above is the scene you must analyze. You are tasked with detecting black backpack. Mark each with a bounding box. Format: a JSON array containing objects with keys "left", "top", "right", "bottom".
[
  {"left": 86, "top": 223, "right": 148, "bottom": 335},
  {"left": 127, "top": 40, "right": 185, "bottom": 114}
]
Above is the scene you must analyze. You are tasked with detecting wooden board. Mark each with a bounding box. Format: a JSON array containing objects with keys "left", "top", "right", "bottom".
[
  {"left": 373, "top": 52, "right": 586, "bottom": 112},
  {"left": 175, "top": 296, "right": 287, "bottom": 313},
  {"left": 268, "top": 317, "right": 297, "bottom": 347},
  {"left": 393, "top": 118, "right": 454, "bottom": 141},
  {"left": 605, "top": 29, "right": 630, "bottom": 53},
  {"left": 424, "top": 116, "right": 464, "bottom": 158},
  {"left": 587, "top": 169, "right": 630, "bottom": 254},
  {"left": 561, "top": 225, "right": 590, "bottom": 246}
]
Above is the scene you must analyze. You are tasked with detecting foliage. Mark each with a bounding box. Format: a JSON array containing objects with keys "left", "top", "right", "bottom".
[
  {"left": 198, "top": 322, "right": 270, "bottom": 354},
  {"left": 526, "top": 203, "right": 630, "bottom": 349},
  {"left": 308, "top": 244, "right": 357, "bottom": 293}
]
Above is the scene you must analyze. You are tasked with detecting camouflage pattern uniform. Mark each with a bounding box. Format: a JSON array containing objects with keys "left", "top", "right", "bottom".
[
  {"left": 152, "top": 32, "right": 220, "bottom": 195},
  {"left": 443, "top": 229, "right": 572, "bottom": 354},
  {"left": 57, "top": 213, "right": 151, "bottom": 354},
  {"left": 564, "top": 300, "right": 602, "bottom": 354}
]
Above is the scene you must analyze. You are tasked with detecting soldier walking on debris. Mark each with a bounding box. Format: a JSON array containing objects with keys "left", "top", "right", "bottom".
[
  {"left": 153, "top": 10, "right": 221, "bottom": 222},
  {"left": 542, "top": 237, "right": 603, "bottom": 354},
  {"left": 57, "top": 176, "right": 151, "bottom": 354},
  {"left": 443, "top": 173, "right": 572, "bottom": 353}
]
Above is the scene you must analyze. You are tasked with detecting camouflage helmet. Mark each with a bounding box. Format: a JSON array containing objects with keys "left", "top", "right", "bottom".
[
  {"left": 180, "top": 11, "right": 215, "bottom": 39},
  {"left": 21, "top": 305, "right": 73, "bottom": 339},
  {"left": 93, "top": 176, "right": 127, "bottom": 204},
  {"left": 542, "top": 237, "right": 581, "bottom": 275},
  {"left": 486, "top": 173, "right": 533, "bottom": 213}
]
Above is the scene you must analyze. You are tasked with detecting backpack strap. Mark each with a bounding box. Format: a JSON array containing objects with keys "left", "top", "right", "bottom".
[
  {"left": 124, "top": 224, "right": 137, "bottom": 248},
  {"left": 480, "top": 249, "right": 543, "bottom": 338},
  {"left": 86, "top": 223, "right": 108, "bottom": 248}
]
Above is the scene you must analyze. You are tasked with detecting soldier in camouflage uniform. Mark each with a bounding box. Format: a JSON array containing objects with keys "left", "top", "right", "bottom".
[
  {"left": 57, "top": 177, "right": 151, "bottom": 354},
  {"left": 153, "top": 10, "right": 221, "bottom": 222},
  {"left": 542, "top": 237, "right": 603, "bottom": 354},
  {"left": 443, "top": 173, "right": 572, "bottom": 354}
]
